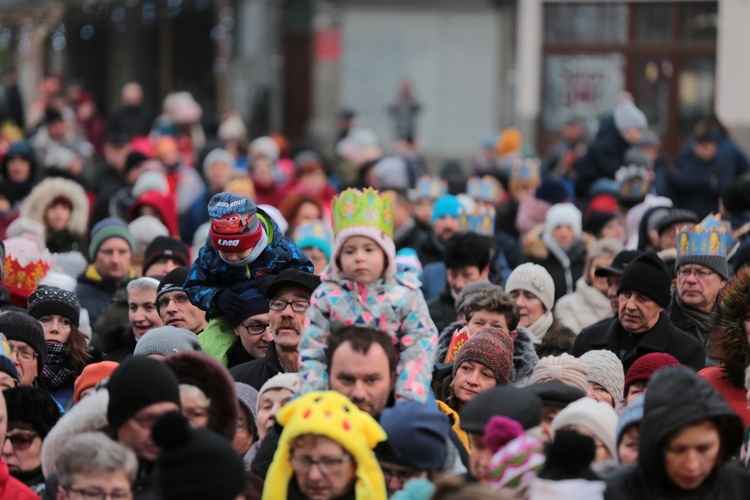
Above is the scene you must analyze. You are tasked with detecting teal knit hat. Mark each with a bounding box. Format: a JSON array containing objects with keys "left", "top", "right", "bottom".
[{"left": 89, "top": 217, "right": 134, "bottom": 260}]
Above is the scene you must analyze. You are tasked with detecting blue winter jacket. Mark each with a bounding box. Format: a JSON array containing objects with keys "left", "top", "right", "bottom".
[{"left": 184, "top": 207, "right": 313, "bottom": 318}]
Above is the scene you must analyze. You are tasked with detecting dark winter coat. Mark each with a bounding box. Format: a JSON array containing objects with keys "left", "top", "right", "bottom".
[
  {"left": 573, "top": 313, "right": 705, "bottom": 373},
  {"left": 607, "top": 366, "right": 750, "bottom": 498},
  {"left": 0, "top": 141, "right": 38, "bottom": 205},
  {"left": 522, "top": 226, "right": 589, "bottom": 304},
  {"left": 669, "top": 144, "right": 744, "bottom": 219},
  {"left": 428, "top": 285, "right": 457, "bottom": 335},
  {"left": 417, "top": 232, "right": 446, "bottom": 267},
  {"left": 393, "top": 217, "right": 430, "bottom": 253},
  {"left": 574, "top": 115, "right": 630, "bottom": 198},
  {"left": 184, "top": 208, "right": 313, "bottom": 320},
  {"left": 76, "top": 265, "right": 134, "bottom": 327},
  {"left": 229, "top": 341, "right": 287, "bottom": 391}
]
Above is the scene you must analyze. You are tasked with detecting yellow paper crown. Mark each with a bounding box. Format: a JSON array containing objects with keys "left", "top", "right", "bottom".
[
  {"left": 263, "top": 391, "right": 387, "bottom": 500},
  {"left": 332, "top": 188, "right": 393, "bottom": 238}
]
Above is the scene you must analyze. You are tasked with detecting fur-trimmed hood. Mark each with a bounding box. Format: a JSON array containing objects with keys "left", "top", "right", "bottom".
[
  {"left": 41, "top": 388, "right": 109, "bottom": 477},
  {"left": 164, "top": 350, "right": 239, "bottom": 441},
  {"left": 522, "top": 224, "right": 595, "bottom": 261},
  {"left": 712, "top": 267, "right": 750, "bottom": 387},
  {"left": 21, "top": 176, "right": 89, "bottom": 235}
]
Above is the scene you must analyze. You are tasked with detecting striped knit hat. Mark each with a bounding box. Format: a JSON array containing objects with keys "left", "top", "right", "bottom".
[
  {"left": 453, "top": 328, "right": 514, "bottom": 386},
  {"left": 88, "top": 217, "right": 134, "bottom": 260},
  {"left": 485, "top": 417, "right": 545, "bottom": 495}
]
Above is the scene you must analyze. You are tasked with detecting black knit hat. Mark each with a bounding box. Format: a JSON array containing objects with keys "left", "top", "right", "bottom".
[
  {"left": 107, "top": 357, "right": 181, "bottom": 431},
  {"left": 525, "top": 381, "right": 585, "bottom": 408},
  {"left": 594, "top": 249, "right": 644, "bottom": 278},
  {"left": 27, "top": 285, "right": 81, "bottom": 327},
  {"left": 157, "top": 266, "right": 190, "bottom": 300},
  {"left": 617, "top": 251, "right": 672, "bottom": 308},
  {"left": 4, "top": 386, "right": 61, "bottom": 438},
  {"left": 143, "top": 236, "right": 190, "bottom": 277},
  {"left": 0, "top": 311, "right": 47, "bottom": 375},
  {"left": 460, "top": 385, "right": 542, "bottom": 433},
  {"left": 153, "top": 412, "right": 245, "bottom": 500}
]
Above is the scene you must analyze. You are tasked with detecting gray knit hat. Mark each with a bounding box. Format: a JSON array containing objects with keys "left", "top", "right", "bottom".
[
  {"left": 235, "top": 382, "right": 259, "bottom": 424},
  {"left": 133, "top": 326, "right": 203, "bottom": 357},
  {"left": 579, "top": 350, "right": 625, "bottom": 404},
  {"left": 505, "top": 263, "right": 555, "bottom": 312},
  {"left": 551, "top": 397, "right": 619, "bottom": 460},
  {"left": 613, "top": 99, "right": 647, "bottom": 138}
]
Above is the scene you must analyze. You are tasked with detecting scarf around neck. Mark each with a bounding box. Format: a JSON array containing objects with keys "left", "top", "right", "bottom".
[
  {"left": 41, "top": 342, "right": 77, "bottom": 391},
  {"left": 674, "top": 291, "right": 718, "bottom": 341},
  {"left": 526, "top": 310, "right": 555, "bottom": 345}
]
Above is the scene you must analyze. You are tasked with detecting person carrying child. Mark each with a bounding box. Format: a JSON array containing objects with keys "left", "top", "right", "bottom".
[
  {"left": 299, "top": 187, "right": 438, "bottom": 402},
  {"left": 184, "top": 192, "right": 313, "bottom": 321}
]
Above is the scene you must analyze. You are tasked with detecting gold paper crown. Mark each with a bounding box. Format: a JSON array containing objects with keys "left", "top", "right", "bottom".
[{"left": 332, "top": 188, "right": 393, "bottom": 238}]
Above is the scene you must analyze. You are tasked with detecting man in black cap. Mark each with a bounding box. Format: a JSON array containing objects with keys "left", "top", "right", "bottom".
[
  {"left": 157, "top": 267, "right": 207, "bottom": 335},
  {"left": 594, "top": 249, "right": 643, "bottom": 314},
  {"left": 459, "top": 385, "right": 542, "bottom": 482},
  {"left": 107, "top": 356, "right": 181, "bottom": 498},
  {"left": 524, "top": 381, "right": 585, "bottom": 444},
  {"left": 142, "top": 236, "right": 190, "bottom": 277},
  {"left": 230, "top": 269, "right": 320, "bottom": 390},
  {"left": 573, "top": 252, "right": 705, "bottom": 372}
]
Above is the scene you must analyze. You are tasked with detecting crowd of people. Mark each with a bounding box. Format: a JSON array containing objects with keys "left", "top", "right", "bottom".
[{"left": 0, "top": 77, "right": 747, "bottom": 499}]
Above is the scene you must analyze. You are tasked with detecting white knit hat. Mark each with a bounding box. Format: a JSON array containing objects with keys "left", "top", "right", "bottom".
[
  {"left": 544, "top": 203, "right": 582, "bottom": 239},
  {"left": 579, "top": 350, "right": 625, "bottom": 405},
  {"left": 505, "top": 263, "right": 555, "bottom": 311},
  {"left": 531, "top": 353, "right": 589, "bottom": 394},
  {"left": 257, "top": 373, "right": 301, "bottom": 414},
  {"left": 551, "top": 397, "right": 619, "bottom": 460}
]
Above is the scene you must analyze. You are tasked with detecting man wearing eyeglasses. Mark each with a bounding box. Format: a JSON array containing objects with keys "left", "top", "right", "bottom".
[
  {"left": 230, "top": 269, "right": 321, "bottom": 390},
  {"left": 574, "top": 252, "right": 705, "bottom": 373},
  {"left": 156, "top": 267, "right": 207, "bottom": 335},
  {"left": 666, "top": 226, "right": 728, "bottom": 355}
]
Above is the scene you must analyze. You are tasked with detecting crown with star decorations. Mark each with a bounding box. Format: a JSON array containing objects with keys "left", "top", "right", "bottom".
[
  {"left": 510, "top": 158, "right": 541, "bottom": 183},
  {"left": 459, "top": 207, "right": 496, "bottom": 237},
  {"left": 467, "top": 176, "right": 502, "bottom": 204},
  {"left": 332, "top": 188, "right": 393, "bottom": 238},
  {"left": 677, "top": 214, "right": 728, "bottom": 257},
  {"left": 414, "top": 176, "right": 447, "bottom": 200}
]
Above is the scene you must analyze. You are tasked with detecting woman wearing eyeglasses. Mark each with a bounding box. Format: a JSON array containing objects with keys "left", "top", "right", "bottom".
[
  {"left": 27, "top": 286, "right": 104, "bottom": 408},
  {"left": 263, "top": 391, "right": 387, "bottom": 500},
  {"left": 2, "top": 386, "right": 61, "bottom": 496},
  {"left": 0, "top": 312, "right": 48, "bottom": 389}
]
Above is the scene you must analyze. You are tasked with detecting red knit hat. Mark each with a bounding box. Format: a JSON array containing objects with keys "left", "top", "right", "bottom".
[{"left": 623, "top": 353, "right": 681, "bottom": 397}]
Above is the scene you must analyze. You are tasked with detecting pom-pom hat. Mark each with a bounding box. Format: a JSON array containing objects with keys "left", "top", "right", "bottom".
[
  {"left": 331, "top": 188, "right": 396, "bottom": 278},
  {"left": 207, "top": 192, "right": 262, "bottom": 253},
  {"left": 263, "top": 391, "right": 387, "bottom": 500}
]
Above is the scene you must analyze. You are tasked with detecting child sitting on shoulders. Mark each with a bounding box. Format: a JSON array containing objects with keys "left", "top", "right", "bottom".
[
  {"left": 299, "top": 188, "right": 437, "bottom": 402},
  {"left": 185, "top": 192, "right": 312, "bottom": 321}
]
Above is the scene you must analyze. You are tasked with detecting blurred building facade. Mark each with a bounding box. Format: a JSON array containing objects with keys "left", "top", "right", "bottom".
[{"left": 0, "top": 0, "right": 748, "bottom": 161}]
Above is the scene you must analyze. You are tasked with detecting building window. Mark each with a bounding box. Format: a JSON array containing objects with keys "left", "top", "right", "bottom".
[{"left": 541, "top": 1, "right": 717, "bottom": 158}]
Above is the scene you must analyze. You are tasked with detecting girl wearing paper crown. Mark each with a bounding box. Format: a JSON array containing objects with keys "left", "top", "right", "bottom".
[
  {"left": 184, "top": 192, "right": 313, "bottom": 321},
  {"left": 299, "top": 188, "right": 438, "bottom": 403}
]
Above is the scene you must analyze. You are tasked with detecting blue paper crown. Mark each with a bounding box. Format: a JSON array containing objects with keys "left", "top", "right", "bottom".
[
  {"left": 677, "top": 215, "right": 728, "bottom": 257},
  {"left": 466, "top": 176, "right": 502, "bottom": 203},
  {"left": 616, "top": 165, "right": 650, "bottom": 201},
  {"left": 459, "top": 207, "right": 496, "bottom": 237},
  {"left": 415, "top": 176, "right": 447, "bottom": 200},
  {"left": 510, "top": 158, "right": 541, "bottom": 183},
  {"left": 294, "top": 220, "right": 334, "bottom": 259}
]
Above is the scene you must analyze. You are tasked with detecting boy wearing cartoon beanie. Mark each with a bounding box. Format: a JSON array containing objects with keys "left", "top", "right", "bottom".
[
  {"left": 299, "top": 188, "right": 438, "bottom": 403},
  {"left": 184, "top": 192, "right": 312, "bottom": 321}
]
